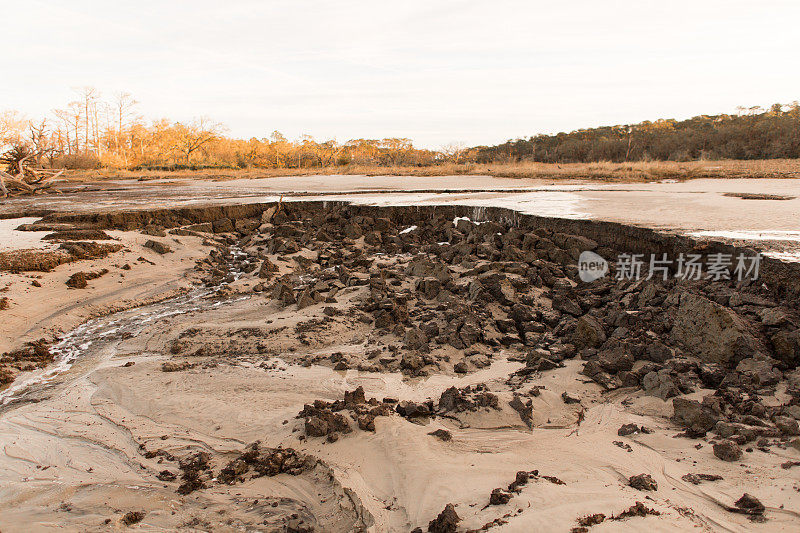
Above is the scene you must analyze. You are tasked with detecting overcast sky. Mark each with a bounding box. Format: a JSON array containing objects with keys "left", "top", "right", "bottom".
[{"left": 5, "top": 0, "right": 800, "bottom": 148}]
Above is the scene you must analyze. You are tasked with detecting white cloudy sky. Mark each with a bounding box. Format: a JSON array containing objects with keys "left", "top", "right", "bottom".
[{"left": 5, "top": 0, "right": 800, "bottom": 148}]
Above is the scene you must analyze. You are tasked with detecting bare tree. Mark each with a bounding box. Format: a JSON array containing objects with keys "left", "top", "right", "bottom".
[
  {"left": 441, "top": 142, "right": 467, "bottom": 163},
  {"left": 28, "top": 119, "right": 53, "bottom": 166},
  {"left": 114, "top": 92, "right": 140, "bottom": 166},
  {"left": 75, "top": 86, "right": 100, "bottom": 153}
]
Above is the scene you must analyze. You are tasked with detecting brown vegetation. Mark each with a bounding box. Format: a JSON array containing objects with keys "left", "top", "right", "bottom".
[{"left": 65, "top": 158, "right": 800, "bottom": 183}]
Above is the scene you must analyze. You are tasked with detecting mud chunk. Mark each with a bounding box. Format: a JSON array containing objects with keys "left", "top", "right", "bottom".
[
  {"left": 561, "top": 391, "right": 581, "bottom": 404},
  {"left": 396, "top": 400, "right": 430, "bottom": 418},
  {"left": 489, "top": 488, "right": 512, "bottom": 505},
  {"left": 217, "top": 458, "right": 249, "bottom": 484},
  {"left": 773, "top": 415, "right": 800, "bottom": 435},
  {"left": 713, "top": 440, "right": 742, "bottom": 462},
  {"left": 144, "top": 239, "right": 172, "bottom": 254},
  {"left": 428, "top": 429, "right": 452, "bottom": 441},
  {"left": 672, "top": 397, "right": 718, "bottom": 434},
  {"left": 681, "top": 473, "right": 722, "bottom": 484},
  {"left": 343, "top": 385, "right": 366, "bottom": 406},
  {"left": 613, "top": 502, "right": 660, "bottom": 519},
  {"left": 670, "top": 292, "right": 761, "bottom": 364},
  {"left": 577, "top": 514, "right": 606, "bottom": 528},
  {"left": 161, "top": 361, "right": 194, "bottom": 372},
  {"left": 629, "top": 473, "right": 658, "bottom": 491},
  {"left": 508, "top": 470, "right": 530, "bottom": 492},
  {"left": 572, "top": 315, "right": 606, "bottom": 349},
  {"left": 176, "top": 451, "right": 211, "bottom": 494},
  {"left": 218, "top": 442, "right": 310, "bottom": 485},
  {"left": 357, "top": 414, "right": 376, "bottom": 431},
  {"left": 66, "top": 269, "right": 108, "bottom": 288},
  {"left": 734, "top": 493, "right": 765, "bottom": 515},
  {"left": 428, "top": 503, "right": 460, "bottom": 533},
  {"left": 617, "top": 423, "right": 640, "bottom": 436},
  {"left": 305, "top": 416, "right": 330, "bottom": 437},
  {"left": 121, "top": 511, "right": 145, "bottom": 526},
  {"left": 156, "top": 470, "right": 177, "bottom": 481}
]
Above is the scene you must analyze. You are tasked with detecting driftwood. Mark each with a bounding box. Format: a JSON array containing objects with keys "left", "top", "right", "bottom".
[
  {"left": 0, "top": 168, "right": 64, "bottom": 199},
  {"left": 0, "top": 146, "right": 66, "bottom": 199}
]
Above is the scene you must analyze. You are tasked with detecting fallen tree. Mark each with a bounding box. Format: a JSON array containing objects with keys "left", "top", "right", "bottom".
[{"left": 0, "top": 146, "right": 64, "bottom": 198}]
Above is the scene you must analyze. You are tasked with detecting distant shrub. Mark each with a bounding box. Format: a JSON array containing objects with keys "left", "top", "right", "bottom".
[
  {"left": 53, "top": 153, "right": 101, "bottom": 170},
  {"left": 129, "top": 163, "right": 237, "bottom": 171}
]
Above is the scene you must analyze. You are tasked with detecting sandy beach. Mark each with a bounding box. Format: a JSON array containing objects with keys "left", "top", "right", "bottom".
[{"left": 0, "top": 184, "right": 799, "bottom": 532}]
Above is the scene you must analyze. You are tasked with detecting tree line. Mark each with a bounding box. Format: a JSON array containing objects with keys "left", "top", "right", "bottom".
[
  {"left": 2, "top": 89, "right": 799, "bottom": 173},
  {"left": 475, "top": 103, "right": 800, "bottom": 164},
  {"left": 0, "top": 88, "right": 464, "bottom": 171}
]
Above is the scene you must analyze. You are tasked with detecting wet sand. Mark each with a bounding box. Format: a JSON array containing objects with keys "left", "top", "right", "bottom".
[
  {"left": 2, "top": 174, "right": 798, "bottom": 240},
  {"left": 0, "top": 229, "right": 211, "bottom": 354}
]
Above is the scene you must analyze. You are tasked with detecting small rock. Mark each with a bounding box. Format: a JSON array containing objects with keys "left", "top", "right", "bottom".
[
  {"left": 121, "top": 511, "right": 146, "bottom": 526},
  {"left": 428, "top": 429, "right": 452, "bottom": 441},
  {"left": 144, "top": 240, "right": 172, "bottom": 254},
  {"left": 681, "top": 473, "right": 723, "bottom": 484},
  {"left": 428, "top": 503, "right": 460, "bottom": 533},
  {"left": 774, "top": 415, "right": 800, "bottom": 436},
  {"left": 713, "top": 440, "right": 742, "bottom": 462},
  {"left": 617, "top": 423, "right": 640, "bottom": 436},
  {"left": 629, "top": 473, "right": 658, "bottom": 491},
  {"left": 562, "top": 391, "right": 581, "bottom": 404},
  {"left": 734, "top": 493, "right": 765, "bottom": 515},
  {"left": 489, "top": 488, "right": 512, "bottom": 505}
]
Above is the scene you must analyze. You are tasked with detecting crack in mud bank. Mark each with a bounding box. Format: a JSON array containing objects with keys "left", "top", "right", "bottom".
[{"left": 1, "top": 200, "right": 799, "bottom": 531}]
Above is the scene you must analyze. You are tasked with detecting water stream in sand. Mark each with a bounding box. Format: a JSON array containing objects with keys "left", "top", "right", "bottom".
[{"left": 0, "top": 247, "right": 247, "bottom": 409}]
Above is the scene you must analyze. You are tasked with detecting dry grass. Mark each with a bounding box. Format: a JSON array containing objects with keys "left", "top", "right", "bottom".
[{"left": 63, "top": 159, "right": 800, "bottom": 183}]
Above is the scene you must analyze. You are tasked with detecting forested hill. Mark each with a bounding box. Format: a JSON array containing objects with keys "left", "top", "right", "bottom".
[{"left": 475, "top": 103, "right": 800, "bottom": 164}]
